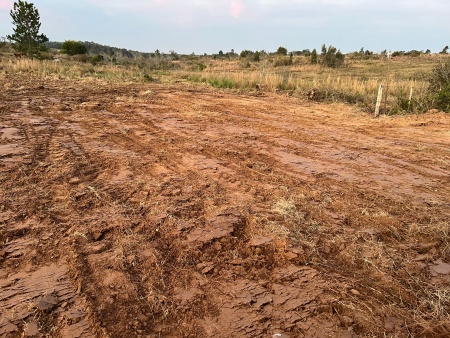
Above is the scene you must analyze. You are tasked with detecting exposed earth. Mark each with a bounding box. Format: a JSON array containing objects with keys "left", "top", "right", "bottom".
[{"left": 1, "top": 74, "right": 450, "bottom": 337}]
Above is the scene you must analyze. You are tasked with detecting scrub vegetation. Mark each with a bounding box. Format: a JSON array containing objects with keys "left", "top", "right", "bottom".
[{"left": 1, "top": 40, "right": 450, "bottom": 114}]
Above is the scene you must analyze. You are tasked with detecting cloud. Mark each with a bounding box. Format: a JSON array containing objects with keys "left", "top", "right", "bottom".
[
  {"left": 88, "top": 0, "right": 251, "bottom": 24},
  {"left": 231, "top": 0, "right": 245, "bottom": 18},
  {"left": 2, "top": 0, "right": 448, "bottom": 54},
  {"left": 0, "top": 0, "right": 13, "bottom": 10}
]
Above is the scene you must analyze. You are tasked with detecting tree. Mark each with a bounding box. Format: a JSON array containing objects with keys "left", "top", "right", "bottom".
[
  {"left": 7, "top": 1, "right": 48, "bottom": 57},
  {"left": 61, "top": 40, "right": 87, "bottom": 56},
  {"left": 311, "top": 48, "right": 318, "bottom": 64},
  {"left": 253, "top": 51, "right": 261, "bottom": 62},
  {"left": 276, "top": 46, "right": 287, "bottom": 55},
  {"left": 240, "top": 50, "right": 253, "bottom": 58},
  {"left": 321, "top": 45, "right": 345, "bottom": 68},
  {"left": 440, "top": 46, "right": 449, "bottom": 55}
]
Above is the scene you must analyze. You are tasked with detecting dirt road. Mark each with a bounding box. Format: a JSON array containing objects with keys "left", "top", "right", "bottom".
[{"left": 1, "top": 74, "right": 450, "bottom": 337}]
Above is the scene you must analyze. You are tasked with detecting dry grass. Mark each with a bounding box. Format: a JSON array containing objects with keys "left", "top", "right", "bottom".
[
  {"left": 2, "top": 54, "right": 448, "bottom": 115},
  {"left": 174, "top": 54, "right": 446, "bottom": 114},
  {"left": 1, "top": 58, "right": 153, "bottom": 82}
]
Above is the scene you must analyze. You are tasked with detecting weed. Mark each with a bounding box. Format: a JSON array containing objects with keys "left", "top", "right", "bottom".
[
  {"left": 429, "top": 61, "right": 450, "bottom": 112},
  {"left": 206, "top": 77, "right": 235, "bottom": 89},
  {"left": 143, "top": 73, "right": 156, "bottom": 82}
]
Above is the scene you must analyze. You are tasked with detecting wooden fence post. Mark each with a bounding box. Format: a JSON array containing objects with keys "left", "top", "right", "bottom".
[
  {"left": 374, "top": 84, "right": 383, "bottom": 117},
  {"left": 408, "top": 86, "right": 413, "bottom": 111}
]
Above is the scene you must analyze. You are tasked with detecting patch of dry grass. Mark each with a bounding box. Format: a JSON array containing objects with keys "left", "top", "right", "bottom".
[{"left": 2, "top": 54, "right": 448, "bottom": 114}]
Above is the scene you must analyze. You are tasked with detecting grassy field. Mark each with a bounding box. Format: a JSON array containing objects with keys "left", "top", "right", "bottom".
[{"left": 1, "top": 49, "right": 449, "bottom": 115}]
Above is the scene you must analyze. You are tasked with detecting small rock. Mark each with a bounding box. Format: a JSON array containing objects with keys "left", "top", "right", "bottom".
[
  {"left": 249, "top": 236, "right": 274, "bottom": 247},
  {"left": 341, "top": 315, "right": 354, "bottom": 326},
  {"left": 36, "top": 294, "right": 58, "bottom": 311},
  {"left": 430, "top": 259, "right": 450, "bottom": 275},
  {"left": 350, "top": 289, "right": 361, "bottom": 296},
  {"left": 285, "top": 252, "right": 298, "bottom": 260},
  {"left": 196, "top": 262, "right": 214, "bottom": 274},
  {"left": 24, "top": 321, "right": 39, "bottom": 336},
  {"left": 273, "top": 333, "right": 289, "bottom": 338}
]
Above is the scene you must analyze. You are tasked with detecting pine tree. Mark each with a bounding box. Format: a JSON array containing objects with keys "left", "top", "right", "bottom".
[
  {"left": 311, "top": 49, "right": 318, "bottom": 64},
  {"left": 7, "top": 1, "right": 48, "bottom": 57}
]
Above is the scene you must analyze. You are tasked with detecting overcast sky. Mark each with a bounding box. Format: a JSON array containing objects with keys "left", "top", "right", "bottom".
[{"left": 0, "top": 0, "right": 449, "bottom": 54}]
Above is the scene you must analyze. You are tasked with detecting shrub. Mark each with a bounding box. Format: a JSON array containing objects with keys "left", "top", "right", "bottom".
[
  {"left": 274, "top": 57, "right": 292, "bottom": 67},
  {"left": 240, "top": 50, "right": 253, "bottom": 58},
  {"left": 253, "top": 51, "right": 260, "bottom": 62},
  {"left": 73, "top": 54, "right": 88, "bottom": 63},
  {"left": 143, "top": 73, "right": 157, "bottom": 82},
  {"left": 276, "top": 46, "right": 288, "bottom": 55},
  {"left": 321, "top": 45, "right": 345, "bottom": 68},
  {"left": 435, "top": 84, "right": 450, "bottom": 112},
  {"left": 188, "top": 61, "right": 206, "bottom": 71},
  {"left": 90, "top": 54, "right": 104, "bottom": 65},
  {"left": 311, "top": 49, "right": 318, "bottom": 64},
  {"left": 392, "top": 51, "right": 404, "bottom": 57},
  {"left": 61, "top": 40, "right": 87, "bottom": 56},
  {"left": 207, "top": 77, "right": 235, "bottom": 89},
  {"left": 429, "top": 62, "right": 450, "bottom": 112}
]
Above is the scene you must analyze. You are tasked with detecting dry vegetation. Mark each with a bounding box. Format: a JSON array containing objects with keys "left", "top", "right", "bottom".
[
  {"left": 2, "top": 47, "right": 449, "bottom": 115},
  {"left": 0, "top": 47, "right": 450, "bottom": 337}
]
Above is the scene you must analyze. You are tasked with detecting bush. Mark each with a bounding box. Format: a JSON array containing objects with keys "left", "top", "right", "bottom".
[
  {"left": 392, "top": 51, "right": 404, "bottom": 57},
  {"left": 61, "top": 40, "right": 87, "bottom": 56},
  {"left": 73, "top": 54, "right": 89, "bottom": 63},
  {"left": 435, "top": 84, "right": 450, "bottom": 112},
  {"left": 274, "top": 57, "right": 292, "bottom": 67},
  {"left": 90, "top": 54, "right": 104, "bottom": 65},
  {"left": 429, "top": 62, "right": 450, "bottom": 112},
  {"left": 240, "top": 50, "right": 253, "bottom": 58},
  {"left": 276, "top": 46, "right": 288, "bottom": 55},
  {"left": 143, "top": 73, "right": 157, "bottom": 82},
  {"left": 311, "top": 49, "right": 318, "bottom": 64},
  {"left": 188, "top": 61, "right": 206, "bottom": 71},
  {"left": 406, "top": 50, "right": 421, "bottom": 57},
  {"left": 321, "top": 45, "right": 345, "bottom": 68},
  {"left": 207, "top": 77, "right": 235, "bottom": 89}
]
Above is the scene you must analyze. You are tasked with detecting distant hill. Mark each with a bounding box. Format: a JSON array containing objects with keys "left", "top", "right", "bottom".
[{"left": 45, "top": 41, "right": 152, "bottom": 59}]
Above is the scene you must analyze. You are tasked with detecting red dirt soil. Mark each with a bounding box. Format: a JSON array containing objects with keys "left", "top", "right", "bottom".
[{"left": 1, "top": 74, "right": 450, "bottom": 337}]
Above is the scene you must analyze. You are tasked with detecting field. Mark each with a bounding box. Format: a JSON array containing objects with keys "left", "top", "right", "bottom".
[{"left": 1, "top": 56, "right": 450, "bottom": 337}]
